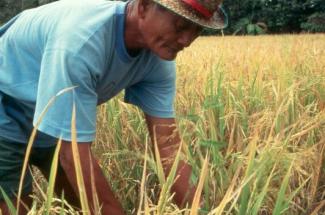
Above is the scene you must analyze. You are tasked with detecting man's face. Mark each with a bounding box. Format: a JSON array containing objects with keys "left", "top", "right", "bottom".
[{"left": 139, "top": 3, "right": 203, "bottom": 60}]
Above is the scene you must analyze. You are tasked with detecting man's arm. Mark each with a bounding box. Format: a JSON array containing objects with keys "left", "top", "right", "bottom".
[
  {"left": 59, "top": 141, "right": 125, "bottom": 215},
  {"left": 145, "top": 114, "right": 196, "bottom": 208}
]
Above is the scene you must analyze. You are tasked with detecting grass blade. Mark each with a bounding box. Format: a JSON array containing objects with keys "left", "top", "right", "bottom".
[
  {"left": 238, "top": 135, "right": 258, "bottom": 215},
  {"left": 272, "top": 160, "right": 294, "bottom": 215},
  {"left": 16, "top": 86, "right": 76, "bottom": 214},
  {"left": 153, "top": 125, "right": 166, "bottom": 184},
  {"left": 45, "top": 138, "right": 62, "bottom": 215},
  {"left": 251, "top": 163, "right": 277, "bottom": 215},
  {"left": 190, "top": 152, "right": 210, "bottom": 215},
  {"left": 0, "top": 187, "right": 17, "bottom": 215},
  {"left": 137, "top": 137, "right": 149, "bottom": 214},
  {"left": 71, "top": 102, "right": 90, "bottom": 214},
  {"left": 157, "top": 140, "right": 183, "bottom": 214}
]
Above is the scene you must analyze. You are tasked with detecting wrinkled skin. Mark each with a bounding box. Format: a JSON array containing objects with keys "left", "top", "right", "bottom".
[{"left": 126, "top": 0, "right": 203, "bottom": 60}]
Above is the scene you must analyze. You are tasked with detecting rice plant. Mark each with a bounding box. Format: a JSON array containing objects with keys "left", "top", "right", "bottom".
[{"left": 1, "top": 34, "right": 324, "bottom": 215}]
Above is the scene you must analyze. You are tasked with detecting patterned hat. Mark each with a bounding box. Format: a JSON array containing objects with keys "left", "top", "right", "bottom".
[{"left": 151, "top": 0, "right": 228, "bottom": 30}]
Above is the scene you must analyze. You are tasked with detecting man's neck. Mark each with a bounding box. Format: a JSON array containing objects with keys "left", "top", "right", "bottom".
[{"left": 124, "top": 1, "right": 146, "bottom": 52}]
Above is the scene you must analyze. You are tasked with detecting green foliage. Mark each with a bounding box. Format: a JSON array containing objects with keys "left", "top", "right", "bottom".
[
  {"left": 301, "top": 12, "right": 325, "bottom": 32},
  {"left": 246, "top": 23, "right": 266, "bottom": 35},
  {"left": 0, "top": 187, "right": 17, "bottom": 215},
  {"left": 1, "top": 0, "right": 324, "bottom": 34},
  {"left": 232, "top": 17, "right": 267, "bottom": 35},
  {"left": 0, "top": 0, "right": 56, "bottom": 25},
  {"left": 0, "top": 0, "right": 22, "bottom": 25},
  {"left": 219, "top": 0, "right": 325, "bottom": 35}
]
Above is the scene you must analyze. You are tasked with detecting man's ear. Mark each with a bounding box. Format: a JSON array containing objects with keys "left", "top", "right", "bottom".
[{"left": 138, "top": 0, "right": 153, "bottom": 19}]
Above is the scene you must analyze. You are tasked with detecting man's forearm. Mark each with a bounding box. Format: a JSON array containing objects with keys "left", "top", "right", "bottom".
[
  {"left": 86, "top": 156, "right": 125, "bottom": 215},
  {"left": 145, "top": 115, "right": 197, "bottom": 208},
  {"left": 158, "top": 142, "right": 196, "bottom": 207},
  {"left": 59, "top": 141, "right": 125, "bottom": 215}
]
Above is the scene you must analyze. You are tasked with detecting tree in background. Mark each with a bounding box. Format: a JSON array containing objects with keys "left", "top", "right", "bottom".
[
  {"left": 0, "top": 0, "right": 56, "bottom": 25},
  {"left": 0, "top": 0, "right": 21, "bottom": 24},
  {"left": 300, "top": 0, "right": 325, "bottom": 33},
  {"left": 301, "top": 12, "right": 325, "bottom": 32},
  {"left": 209, "top": 0, "right": 325, "bottom": 35},
  {"left": 0, "top": 0, "right": 324, "bottom": 33}
]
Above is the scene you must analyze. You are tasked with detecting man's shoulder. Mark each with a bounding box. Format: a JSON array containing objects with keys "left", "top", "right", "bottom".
[
  {"left": 43, "top": 0, "right": 122, "bottom": 27},
  {"left": 44, "top": 0, "right": 120, "bottom": 12},
  {"left": 39, "top": 0, "right": 126, "bottom": 52},
  {"left": 20, "top": 0, "right": 124, "bottom": 31}
]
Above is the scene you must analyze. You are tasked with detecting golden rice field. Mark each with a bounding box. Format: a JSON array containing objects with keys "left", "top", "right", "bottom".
[
  {"left": 94, "top": 34, "right": 325, "bottom": 215},
  {"left": 11, "top": 34, "right": 324, "bottom": 214}
]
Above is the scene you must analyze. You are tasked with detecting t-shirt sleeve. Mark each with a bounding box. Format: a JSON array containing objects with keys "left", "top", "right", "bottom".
[
  {"left": 0, "top": 14, "right": 20, "bottom": 37},
  {"left": 124, "top": 60, "right": 176, "bottom": 118},
  {"left": 33, "top": 49, "right": 99, "bottom": 142}
]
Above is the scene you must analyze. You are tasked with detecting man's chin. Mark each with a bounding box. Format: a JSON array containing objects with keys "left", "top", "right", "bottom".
[
  {"left": 157, "top": 51, "right": 178, "bottom": 61},
  {"left": 161, "top": 55, "right": 177, "bottom": 61}
]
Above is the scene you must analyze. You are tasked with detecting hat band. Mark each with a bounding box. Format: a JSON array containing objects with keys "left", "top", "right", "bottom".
[{"left": 181, "top": 0, "right": 213, "bottom": 19}]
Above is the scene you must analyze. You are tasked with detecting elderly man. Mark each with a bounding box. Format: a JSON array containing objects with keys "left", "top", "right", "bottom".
[{"left": 0, "top": 0, "right": 226, "bottom": 214}]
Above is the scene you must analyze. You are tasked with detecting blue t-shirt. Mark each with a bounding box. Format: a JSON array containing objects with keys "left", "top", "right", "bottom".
[{"left": 0, "top": 0, "right": 176, "bottom": 147}]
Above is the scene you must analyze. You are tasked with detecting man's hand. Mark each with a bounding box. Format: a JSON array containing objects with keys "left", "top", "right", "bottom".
[{"left": 145, "top": 114, "right": 197, "bottom": 208}]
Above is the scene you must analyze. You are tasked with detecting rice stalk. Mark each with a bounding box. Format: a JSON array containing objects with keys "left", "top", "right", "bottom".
[
  {"left": 16, "top": 86, "right": 76, "bottom": 214},
  {"left": 71, "top": 103, "right": 90, "bottom": 214},
  {"left": 45, "top": 138, "right": 62, "bottom": 215},
  {"left": 190, "top": 152, "right": 209, "bottom": 215}
]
